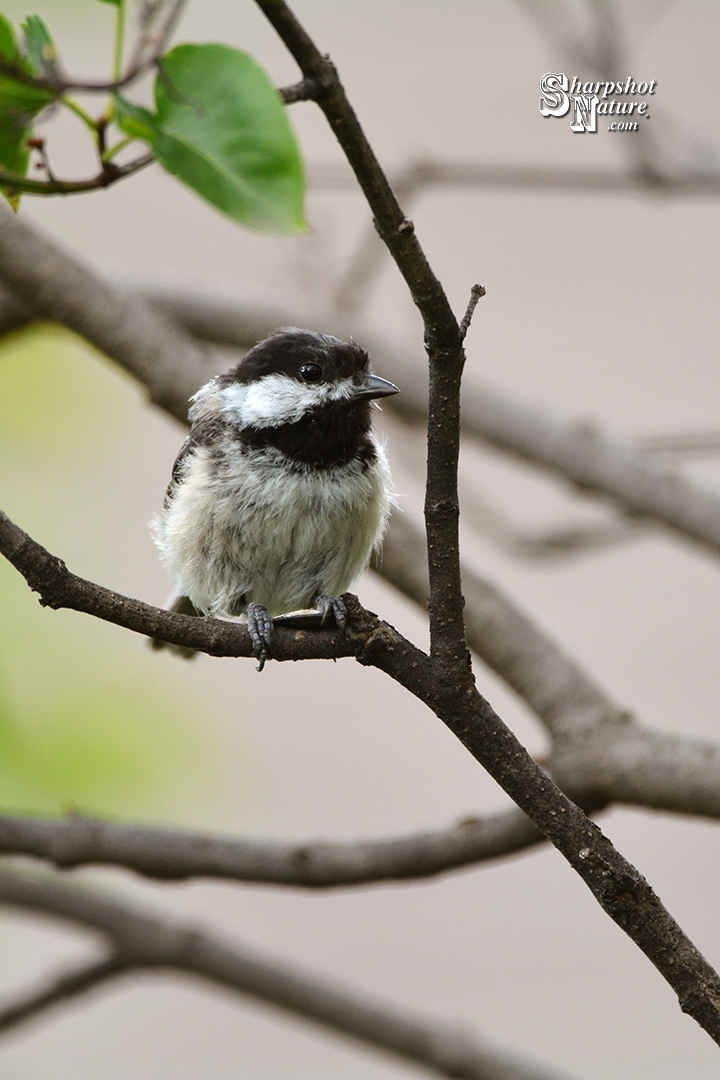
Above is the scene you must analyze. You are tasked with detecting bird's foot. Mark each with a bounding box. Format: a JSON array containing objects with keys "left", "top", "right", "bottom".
[
  {"left": 247, "top": 603, "right": 273, "bottom": 672},
  {"left": 315, "top": 594, "right": 347, "bottom": 631}
]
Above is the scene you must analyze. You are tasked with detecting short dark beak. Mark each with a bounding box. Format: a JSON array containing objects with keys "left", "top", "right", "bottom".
[{"left": 354, "top": 373, "right": 400, "bottom": 402}]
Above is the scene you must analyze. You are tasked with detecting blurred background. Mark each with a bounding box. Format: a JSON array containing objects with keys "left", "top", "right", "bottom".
[{"left": 1, "top": 1, "right": 720, "bottom": 1077}]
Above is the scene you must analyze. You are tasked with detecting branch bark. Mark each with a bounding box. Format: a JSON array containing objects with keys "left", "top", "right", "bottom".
[{"left": 0, "top": 509, "right": 354, "bottom": 662}]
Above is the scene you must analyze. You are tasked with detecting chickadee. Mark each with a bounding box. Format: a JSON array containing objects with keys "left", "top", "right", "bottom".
[{"left": 151, "top": 328, "right": 398, "bottom": 668}]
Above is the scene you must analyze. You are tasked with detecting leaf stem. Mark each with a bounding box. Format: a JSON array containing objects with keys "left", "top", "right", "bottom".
[
  {"left": 60, "top": 96, "right": 97, "bottom": 133},
  {"left": 113, "top": 0, "right": 126, "bottom": 85},
  {"left": 101, "top": 135, "right": 135, "bottom": 164}
]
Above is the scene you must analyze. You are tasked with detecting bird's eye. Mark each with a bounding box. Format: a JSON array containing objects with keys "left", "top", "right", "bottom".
[{"left": 300, "top": 362, "right": 322, "bottom": 383}]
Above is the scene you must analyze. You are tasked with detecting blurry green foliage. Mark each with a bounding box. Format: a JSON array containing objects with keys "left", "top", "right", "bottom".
[
  {"left": 0, "top": 324, "right": 227, "bottom": 820},
  {"left": 0, "top": 11, "right": 56, "bottom": 205},
  {"left": 20, "top": 14, "right": 58, "bottom": 78},
  {"left": 0, "top": 321, "right": 125, "bottom": 459}
]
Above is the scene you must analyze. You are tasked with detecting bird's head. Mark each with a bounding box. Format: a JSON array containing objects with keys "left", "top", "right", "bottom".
[{"left": 208, "top": 328, "right": 399, "bottom": 433}]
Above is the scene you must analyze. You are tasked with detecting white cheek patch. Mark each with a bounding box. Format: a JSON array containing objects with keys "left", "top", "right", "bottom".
[{"left": 220, "top": 373, "right": 356, "bottom": 429}]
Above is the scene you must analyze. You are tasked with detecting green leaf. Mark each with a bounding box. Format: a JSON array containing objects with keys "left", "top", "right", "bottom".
[
  {"left": 21, "top": 15, "right": 57, "bottom": 77},
  {"left": 0, "top": 13, "right": 56, "bottom": 205},
  {"left": 0, "top": 74, "right": 54, "bottom": 165},
  {"left": 0, "top": 13, "right": 20, "bottom": 62},
  {"left": 0, "top": 75, "right": 56, "bottom": 209},
  {"left": 149, "top": 43, "right": 305, "bottom": 233},
  {"left": 113, "top": 93, "right": 157, "bottom": 142},
  {"left": 94, "top": 0, "right": 122, "bottom": 5}
]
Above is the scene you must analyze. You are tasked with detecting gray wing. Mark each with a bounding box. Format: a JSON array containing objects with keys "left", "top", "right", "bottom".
[{"left": 164, "top": 436, "right": 197, "bottom": 508}]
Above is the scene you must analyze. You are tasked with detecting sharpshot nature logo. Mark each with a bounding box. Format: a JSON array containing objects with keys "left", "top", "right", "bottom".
[{"left": 539, "top": 72, "right": 656, "bottom": 133}]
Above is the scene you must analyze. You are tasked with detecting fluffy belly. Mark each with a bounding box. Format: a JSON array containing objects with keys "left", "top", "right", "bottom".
[{"left": 156, "top": 445, "right": 392, "bottom": 616}]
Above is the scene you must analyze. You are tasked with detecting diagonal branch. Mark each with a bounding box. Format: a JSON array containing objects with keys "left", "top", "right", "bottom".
[
  {"left": 0, "top": 954, "right": 128, "bottom": 1034},
  {"left": 233, "top": 7, "right": 720, "bottom": 1040},
  {"left": 0, "top": 868, "right": 572, "bottom": 1080}
]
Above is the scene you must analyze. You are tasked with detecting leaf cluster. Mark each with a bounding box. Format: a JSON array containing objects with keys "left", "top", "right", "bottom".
[{"left": 0, "top": 2, "right": 305, "bottom": 233}]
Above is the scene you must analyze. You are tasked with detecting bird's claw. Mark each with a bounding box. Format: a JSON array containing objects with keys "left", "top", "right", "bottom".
[
  {"left": 247, "top": 603, "right": 273, "bottom": 672},
  {"left": 315, "top": 594, "right": 347, "bottom": 631}
]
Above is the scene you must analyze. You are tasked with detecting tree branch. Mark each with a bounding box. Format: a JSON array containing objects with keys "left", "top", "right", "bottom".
[
  {"left": 0, "top": 810, "right": 544, "bottom": 888},
  {"left": 0, "top": 869, "right": 571, "bottom": 1080},
  {"left": 252, "top": 0, "right": 469, "bottom": 680},
  {"left": 236, "top": 10, "right": 720, "bottom": 1038}
]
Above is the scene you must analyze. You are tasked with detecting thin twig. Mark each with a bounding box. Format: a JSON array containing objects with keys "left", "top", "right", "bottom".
[
  {"left": 458, "top": 284, "right": 486, "bottom": 342},
  {"left": 23, "top": 0, "right": 188, "bottom": 94},
  {"left": 0, "top": 955, "right": 128, "bottom": 1034},
  {"left": 279, "top": 77, "right": 320, "bottom": 103},
  {"left": 0, "top": 154, "right": 154, "bottom": 197}
]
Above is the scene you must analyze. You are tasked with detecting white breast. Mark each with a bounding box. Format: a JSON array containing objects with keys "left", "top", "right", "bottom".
[{"left": 153, "top": 441, "right": 393, "bottom": 617}]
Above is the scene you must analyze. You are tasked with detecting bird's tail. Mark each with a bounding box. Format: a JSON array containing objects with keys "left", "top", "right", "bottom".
[{"left": 150, "top": 594, "right": 201, "bottom": 659}]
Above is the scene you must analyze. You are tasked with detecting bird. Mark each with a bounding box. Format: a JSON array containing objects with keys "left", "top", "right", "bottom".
[{"left": 151, "top": 328, "right": 398, "bottom": 668}]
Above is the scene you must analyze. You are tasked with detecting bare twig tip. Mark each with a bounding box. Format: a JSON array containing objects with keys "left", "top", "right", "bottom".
[{"left": 459, "top": 283, "right": 485, "bottom": 342}]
